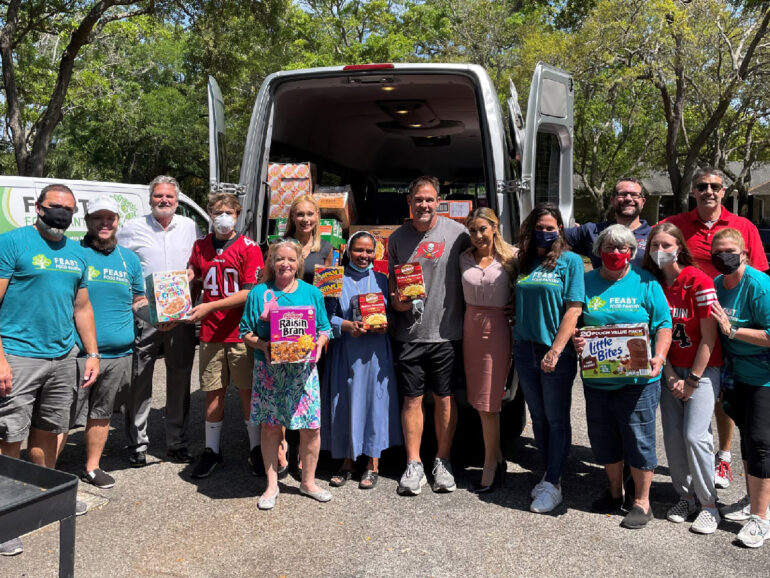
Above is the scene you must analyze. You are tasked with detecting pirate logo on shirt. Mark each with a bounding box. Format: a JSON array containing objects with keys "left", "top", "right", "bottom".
[{"left": 415, "top": 240, "right": 445, "bottom": 260}]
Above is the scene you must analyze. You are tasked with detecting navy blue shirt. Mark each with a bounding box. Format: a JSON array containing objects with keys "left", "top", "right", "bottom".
[{"left": 565, "top": 220, "right": 651, "bottom": 269}]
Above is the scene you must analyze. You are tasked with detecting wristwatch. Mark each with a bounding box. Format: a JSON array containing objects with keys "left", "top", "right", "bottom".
[
  {"left": 85, "top": 352, "right": 101, "bottom": 359},
  {"left": 728, "top": 326, "right": 738, "bottom": 340}
]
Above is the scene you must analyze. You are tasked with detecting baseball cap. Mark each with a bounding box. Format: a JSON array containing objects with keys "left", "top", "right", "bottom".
[{"left": 87, "top": 196, "right": 120, "bottom": 215}]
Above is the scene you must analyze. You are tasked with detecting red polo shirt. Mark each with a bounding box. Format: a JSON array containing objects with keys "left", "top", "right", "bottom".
[{"left": 663, "top": 207, "right": 768, "bottom": 278}]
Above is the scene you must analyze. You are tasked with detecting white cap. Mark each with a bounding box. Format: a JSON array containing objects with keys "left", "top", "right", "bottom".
[{"left": 87, "top": 196, "right": 120, "bottom": 216}]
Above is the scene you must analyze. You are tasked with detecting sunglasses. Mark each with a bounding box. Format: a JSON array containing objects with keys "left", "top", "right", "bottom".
[{"left": 695, "top": 182, "right": 723, "bottom": 192}]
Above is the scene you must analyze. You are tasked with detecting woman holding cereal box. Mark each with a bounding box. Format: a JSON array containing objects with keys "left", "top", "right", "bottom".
[
  {"left": 322, "top": 231, "right": 402, "bottom": 490},
  {"left": 240, "top": 239, "right": 331, "bottom": 510}
]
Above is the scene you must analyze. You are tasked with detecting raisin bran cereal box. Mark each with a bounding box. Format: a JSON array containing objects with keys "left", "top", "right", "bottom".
[
  {"left": 394, "top": 262, "right": 426, "bottom": 302},
  {"left": 270, "top": 306, "right": 317, "bottom": 363},
  {"left": 313, "top": 265, "right": 344, "bottom": 298},
  {"left": 145, "top": 270, "right": 193, "bottom": 325},
  {"left": 359, "top": 293, "right": 387, "bottom": 330},
  {"left": 579, "top": 323, "right": 651, "bottom": 379}
]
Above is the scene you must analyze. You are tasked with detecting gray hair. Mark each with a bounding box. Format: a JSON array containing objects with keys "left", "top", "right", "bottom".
[
  {"left": 592, "top": 224, "right": 638, "bottom": 259},
  {"left": 148, "top": 175, "right": 181, "bottom": 200},
  {"left": 692, "top": 166, "right": 725, "bottom": 186}
]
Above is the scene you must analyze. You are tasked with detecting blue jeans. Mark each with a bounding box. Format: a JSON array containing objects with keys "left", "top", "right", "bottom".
[{"left": 514, "top": 340, "right": 577, "bottom": 485}]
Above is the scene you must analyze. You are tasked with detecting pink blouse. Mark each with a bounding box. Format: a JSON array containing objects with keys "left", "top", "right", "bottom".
[{"left": 460, "top": 249, "right": 512, "bottom": 308}]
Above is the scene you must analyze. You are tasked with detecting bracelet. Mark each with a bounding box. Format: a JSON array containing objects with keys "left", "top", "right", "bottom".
[
  {"left": 685, "top": 374, "right": 700, "bottom": 388},
  {"left": 728, "top": 325, "right": 738, "bottom": 340},
  {"left": 85, "top": 352, "right": 101, "bottom": 359}
]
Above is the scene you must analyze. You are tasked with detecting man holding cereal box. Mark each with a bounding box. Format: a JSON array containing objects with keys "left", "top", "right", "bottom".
[{"left": 388, "top": 176, "right": 471, "bottom": 495}]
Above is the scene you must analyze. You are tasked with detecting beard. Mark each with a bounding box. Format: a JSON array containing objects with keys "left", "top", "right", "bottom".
[
  {"left": 84, "top": 231, "right": 117, "bottom": 253},
  {"left": 615, "top": 204, "right": 641, "bottom": 220},
  {"left": 152, "top": 205, "right": 176, "bottom": 221}
]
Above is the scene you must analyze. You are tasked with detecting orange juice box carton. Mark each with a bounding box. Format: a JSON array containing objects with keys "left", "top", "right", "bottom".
[
  {"left": 145, "top": 270, "right": 193, "bottom": 325},
  {"left": 579, "top": 323, "right": 651, "bottom": 379},
  {"left": 313, "top": 265, "right": 344, "bottom": 298},
  {"left": 359, "top": 293, "right": 387, "bottom": 330},
  {"left": 394, "top": 262, "right": 426, "bottom": 302},
  {"left": 269, "top": 306, "right": 317, "bottom": 363}
]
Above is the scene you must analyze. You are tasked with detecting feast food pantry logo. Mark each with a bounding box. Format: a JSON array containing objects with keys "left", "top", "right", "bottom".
[
  {"left": 31, "top": 253, "right": 82, "bottom": 274},
  {"left": 32, "top": 254, "right": 52, "bottom": 269},
  {"left": 587, "top": 296, "right": 606, "bottom": 311},
  {"left": 88, "top": 266, "right": 101, "bottom": 280}
]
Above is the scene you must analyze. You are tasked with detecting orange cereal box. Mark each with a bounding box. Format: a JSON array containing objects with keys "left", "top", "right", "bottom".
[
  {"left": 359, "top": 293, "right": 387, "bottom": 330},
  {"left": 313, "top": 265, "right": 344, "bottom": 298},
  {"left": 270, "top": 306, "right": 317, "bottom": 363},
  {"left": 394, "top": 262, "right": 426, "bottom": 302}
]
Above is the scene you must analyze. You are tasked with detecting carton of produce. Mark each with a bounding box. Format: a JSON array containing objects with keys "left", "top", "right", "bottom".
[
  {"left": 394, "top": 262, "right": 426, "bottom": 302},
  {"left": 313, "top": 265, "right": 344, "bottom": 298},
  {"left": 579, "top": 323, "right": 651, "bottom": 379},
  {"left": 359, "top": 292, "right": 387, "bottom": 330},
  {"left": 145, "top": 270, "right": 193, "bottom": 324},
  {"left": 270, "top": 306, "right": 317, "bottom": 363},
  {"left": 315, "top": 186, "right": 356, "bottom": 230}
]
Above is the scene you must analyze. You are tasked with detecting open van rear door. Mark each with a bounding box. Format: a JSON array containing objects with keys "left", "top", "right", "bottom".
[
  {"left": 513, "top": 63, "right": 574, "bottom": 226},
  {"left": 208, "top": 76, "right": 227, "bottom": 189}
]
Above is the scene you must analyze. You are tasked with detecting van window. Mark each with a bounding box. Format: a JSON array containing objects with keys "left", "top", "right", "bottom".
[
  {"left": 533, "top": 132, "right": 561, "bottom": 207},
  {"left": 178, "top": 202, "right": 209, "bottom": 233}
]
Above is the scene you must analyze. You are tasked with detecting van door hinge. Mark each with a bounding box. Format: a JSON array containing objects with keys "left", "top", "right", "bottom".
[
  {"left": 210, "top": 182, "right": 246, "bottom": 196},
  {"left": 500, "top": 179, "right": 528, "bottom": 194}
]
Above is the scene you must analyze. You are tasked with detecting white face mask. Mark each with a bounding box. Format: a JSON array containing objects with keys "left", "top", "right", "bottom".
[
  {"left": 213, "top": 213, "right": 236, "bottom": 235},
  {"left": 650, "top": 249, "right": 678, "bottom": 268}
]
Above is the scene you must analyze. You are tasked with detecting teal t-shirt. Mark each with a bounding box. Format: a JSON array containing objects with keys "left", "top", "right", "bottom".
[
  {"left": 240, "top": 280, "right": 332, "bottom": 363},
  {"left": 76, "top": 244, "right": 145, "bottom": 358},
  {"left": 514, "top": 251, "right": 585, "bottom": 346},
  {"left": 0, "top": 226, "right": 88, "bottom": 358},
  {"left": 581, "top": 267, "right": 672, "bottom": 389},
  {"left": 715, "top": 266, "right": 770, "bottom": 387}
]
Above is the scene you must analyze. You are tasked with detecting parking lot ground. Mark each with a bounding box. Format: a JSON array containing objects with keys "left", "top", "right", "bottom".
[{"left": 2, "top": 356, "right": 768, "bottom": 577}]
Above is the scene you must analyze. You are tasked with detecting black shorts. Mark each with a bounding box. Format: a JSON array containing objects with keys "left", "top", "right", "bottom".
[
  {"left": 393, "top": 340, "right": 462, "bottom": 398},
  {"left": 726, "top": 381, "right": 770, "bottom": 479}
]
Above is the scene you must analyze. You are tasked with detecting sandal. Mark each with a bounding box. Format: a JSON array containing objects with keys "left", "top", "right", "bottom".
[
  {"left": 359, "top": 470, "right": 378, "bottom": 490},
  {"left": 329, "top": 469, "right": 354, "bottom": 487}
]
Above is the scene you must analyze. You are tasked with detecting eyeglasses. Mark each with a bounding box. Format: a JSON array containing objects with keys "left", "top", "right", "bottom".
[
  {"left": 270, "top": 236, "right": 301, "bottom": 246},
  {"left": 695, "top": 182, "right": 723, "bottom": 192},
  {"left": 613, "top": 192, "right": 643, "bottom": 200}
]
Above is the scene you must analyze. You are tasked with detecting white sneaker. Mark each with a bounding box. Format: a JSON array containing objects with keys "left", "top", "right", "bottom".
[
  {"left": 530, "top": 481, "right": 562, "bottom": 513},
  {"left": 721, "top": 495, "right": 751, "bottom": 521},
  {"left": 736, "top": 515, "right": 769, "bottom": 548},
  {"left": 666, "top": 498, "right": 697, "bottom": 523},
  {"left": 530, "top": 475, "right": 547, "bottom": 499},
  {"left": 691, "top": 508, "right": 720, "bottom": 535}
]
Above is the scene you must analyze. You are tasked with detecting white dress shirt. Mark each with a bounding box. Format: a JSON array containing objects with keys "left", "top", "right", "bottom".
[{"left": 117, "top": 213, "right": 202, "bottom": 277}]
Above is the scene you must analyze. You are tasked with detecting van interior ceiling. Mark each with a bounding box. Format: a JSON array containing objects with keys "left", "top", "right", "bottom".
[{"left": 268, "top": 73, "right": 487, "bottom": 224}]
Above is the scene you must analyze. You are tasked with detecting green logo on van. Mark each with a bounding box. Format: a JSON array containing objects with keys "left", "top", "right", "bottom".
[
  {"left": 112, "top": 194, "right": 137, "bottom": 220},
  {"left": 32, "top": 254, "right": 52, "bottom": 269}
]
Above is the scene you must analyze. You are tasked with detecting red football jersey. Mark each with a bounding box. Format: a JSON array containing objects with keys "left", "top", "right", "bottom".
[
  {"left": 663, "top": 266, "right": 722, "bottom": 368},
  {"left": 188, "top": 234, "right": 264, "bottom": 342}
]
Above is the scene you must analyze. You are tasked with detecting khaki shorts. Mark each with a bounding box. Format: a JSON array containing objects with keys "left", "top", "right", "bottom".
[{"left": 199, "top": 342, "right": 253, "bottom": 392}]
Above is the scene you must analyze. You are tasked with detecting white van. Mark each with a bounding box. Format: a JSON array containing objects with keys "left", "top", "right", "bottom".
[
  {"left": 208, "top": 62, "right": 574, "bottom": 457},
  {"left": 0, "top": 176, "right": 210, "bottom": 238}
]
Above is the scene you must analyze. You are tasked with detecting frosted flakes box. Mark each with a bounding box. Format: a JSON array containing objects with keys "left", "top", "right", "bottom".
[
  {"left": 359, "top": 292, "right": 387, "bottom": 330},
  {"left": 145, "top": 271, "right": 193, "bottom": 324},
  {"left": 270, "top": 306, "right": 317, "bottom": 363},
  {"left": 579, "top": 323, "right": 651, "bottom": 379},
  {"left": 394, "top": 262, "right": 426, "bottom": 302},
  {"left": 313, "top": 265, "right": 344, "bottom": 298}
]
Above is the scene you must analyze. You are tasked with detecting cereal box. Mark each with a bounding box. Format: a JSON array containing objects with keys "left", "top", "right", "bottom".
[
  {"left": 359, "top": 293, "right": 387, "bottom": 330},
  {"left": 579, "top": 323, "right": 652, "bottom": 379},
  {"left": 269, "top": 306, "right": 317, "bottom": 363},
  {"left": 394, "top": 262, "right": 426, "bottom": 302},
  {"left": 145, "top": 271, "right": 193, "bottom": 325},
  {"left": 313, "top": 265, "right": 344, "bottom": 298}
]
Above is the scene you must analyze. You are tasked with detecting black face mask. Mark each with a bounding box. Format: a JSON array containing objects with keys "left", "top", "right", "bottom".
[
  {"left": 38, "top": 205, "right": 74, "bottom": 230},
  {"left": 711, "top": 252, "right": 742, "bottom": 275}
]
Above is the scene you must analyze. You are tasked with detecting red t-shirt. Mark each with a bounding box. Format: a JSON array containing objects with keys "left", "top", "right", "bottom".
[
  {"left": 662, "top": 266, "right": 722, "bottom": 368},
  {"left": 663, "top": 207, "right": 768, "bottom": 278},
  {"left": 188, "top": 234, "right": 264, "bottom": 343}
]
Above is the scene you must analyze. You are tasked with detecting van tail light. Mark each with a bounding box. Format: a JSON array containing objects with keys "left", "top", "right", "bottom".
[{"left": 343, "top": 64, "right": 395, "bottom": 71}]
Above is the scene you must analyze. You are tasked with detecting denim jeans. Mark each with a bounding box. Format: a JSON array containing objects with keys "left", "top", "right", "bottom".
[{"left": 514, "top": 340, "right": 577, "bottom": 485}]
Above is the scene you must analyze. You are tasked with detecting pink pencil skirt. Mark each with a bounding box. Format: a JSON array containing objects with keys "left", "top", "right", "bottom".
[{"left": 462, "top": 305, "right": 512, "bottom": 413}]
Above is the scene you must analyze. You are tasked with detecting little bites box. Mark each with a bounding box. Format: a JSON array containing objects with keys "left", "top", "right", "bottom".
[
  {"left": 579, "top": 323, "right": 651, "bottom": 379},
  {"left": 270, "top": 306, "right": 317, "bottom": 363},
  {"left": 145, "top": 270, "right": 193, "bottom": 325}
]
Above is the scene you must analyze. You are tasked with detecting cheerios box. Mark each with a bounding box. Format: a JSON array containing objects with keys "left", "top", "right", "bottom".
[
  {"left": 394, "top": 262, "right": 426, "bottom": 302},
  {"left": 579, "top": 323, "right": 651, "bottom": 379},
  {"left": 269, "top": 306, "right": 317, "bottom": 363},
  {"left": 145, "top": 270, "right": 193, "bottom": 325}
]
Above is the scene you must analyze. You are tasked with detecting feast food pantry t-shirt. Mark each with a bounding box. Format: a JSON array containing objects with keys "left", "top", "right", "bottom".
[
  {"left": 0, "top": 226, "right": 88, "bottom": 358},
  {"left": 514, "top": 251, "right": 585, "bottom": 347},
  {"left": 581, "top": 266, "right": 671, "bottom": 389},
  {"left": 715, "top": 266, "right": 770, "bottom": 387}
]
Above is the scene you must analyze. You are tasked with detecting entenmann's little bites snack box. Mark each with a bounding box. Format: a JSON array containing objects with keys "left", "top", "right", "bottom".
[
  {"left": 145, "top": 271, "right": 192, "bottom": 325},
  {"left": 313, "top": 265, "right": 344, "bottom": 298},
  {"left": 270, "top": 306, "right": 317, "bottom": 363},
  {"left": 359, "top": 293, "right": 387, "bottom": 330},
  {"left": 579, "top": 323, "right": 651, "bottom": 379},
  {"left": 394, "top": 262, "right": 426, "bottom": 302}
]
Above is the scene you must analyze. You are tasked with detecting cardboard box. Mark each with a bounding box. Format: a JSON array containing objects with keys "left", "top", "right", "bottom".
[
  {"left": 394, "top": 262, "right": 426, "bottom": 302},
  {"left": 579, "top": 323, "right": 651, "bottom": 379},
  {"left": 410, "top": 199, "right": 473, "bottom": 223},
  {"left": 313, "top": 265, "right": 344, "bottom": 298},
  {"left": 274, "top": 217, "right": 341, "bottom": 238},
  {"left": 270, "top": 306, "right": 317, "bottom": 363},
  {"left": 267, "top": 162, "right": 315, "bottom": 219},
  {"left": 322, "top": 234, "right": 345, "bottom": 249},
  {"left": 315, "top": 186, "right": 356, "bottom": 230},
  {"left": 359, "top": 292, "right": 387, "bottom": 330},
  {"left": 145, "top": 271, "right": 193, "bottom": 324}
]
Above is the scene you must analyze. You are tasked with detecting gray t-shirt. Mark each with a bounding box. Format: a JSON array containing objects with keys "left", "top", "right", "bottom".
[{"left": 388, "top": 216, "right": 471, "bottom": 343}]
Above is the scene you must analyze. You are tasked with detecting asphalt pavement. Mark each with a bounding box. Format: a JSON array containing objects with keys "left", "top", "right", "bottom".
[{"left": 2, "top": 353, "right": 768, "bottom": 577}]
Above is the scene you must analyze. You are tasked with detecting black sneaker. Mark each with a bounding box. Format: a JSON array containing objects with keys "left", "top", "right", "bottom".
[
  {"left": 190, "top": 448, "right": 223, "bottom": 479},
  {"left": 249, "top": 446, "right": 265, "bottom": 477},
  {"left": 591, "top": 490, "right": 624, "bottom": 514},
  {"left": 167, "top": 447, "right": 194, "bottom": 464},
  {"left": 81, "top": 468, "right": 115, "bottom": 489},
  {"left": 621, "top": 505, "right": 653, "bottom": 529},
  {"left": 128, "top": 450, "right": 146, "bottom": 468}
]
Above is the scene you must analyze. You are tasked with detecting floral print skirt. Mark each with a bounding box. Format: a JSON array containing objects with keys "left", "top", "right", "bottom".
[{"left": 251, "top": 360, "right": 320, "bottom": 430}]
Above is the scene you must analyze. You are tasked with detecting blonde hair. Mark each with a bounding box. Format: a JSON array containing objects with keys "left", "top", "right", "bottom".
[
  {"left": 263, "top": 239, "right": 304, "bottom": 284},
  {"left": 284, "top": 194, "right": 321, "bottom": 253},
  {"left": 711, "top": 228, "right": 745, "bottom": 252},
  {"left": 465, "top": 207, "right": 518, "bottom": 282}
]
